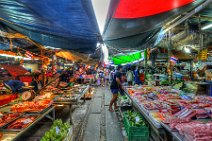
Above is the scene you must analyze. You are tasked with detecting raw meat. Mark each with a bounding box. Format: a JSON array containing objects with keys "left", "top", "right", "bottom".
[
  {"left": 7, "top": 116, "right": 36, "bottom": 129},
  {"left": 174, "top": 108, "right": 187, "bottom": 117},
  {"left": 176, "top": 121, "right": 212, "bottom": 141},
  {"left": 0, "top": 113, "right": 21, "bottom": 127},
  {"left": 195, "top": 109, "right": 207, "bottom": 115},
  {"left": 184, "top": 111, "right": 196, "bottom": 121},
  {"left": 196, "top": 114, "right": 209, "bottom": 119}
]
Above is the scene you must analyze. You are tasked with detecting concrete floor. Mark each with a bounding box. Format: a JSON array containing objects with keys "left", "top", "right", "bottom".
[{"left": 82, "top": 87, "right": 125, "bottom": 141}]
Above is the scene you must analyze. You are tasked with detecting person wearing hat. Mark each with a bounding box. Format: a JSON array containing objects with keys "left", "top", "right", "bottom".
[{"left": 109, "top": 65, "right": 123, "bottom": 112}]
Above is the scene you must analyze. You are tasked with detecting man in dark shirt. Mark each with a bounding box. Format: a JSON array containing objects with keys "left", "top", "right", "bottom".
[
  {"left": 30, "top": 73, "right": 44, "bottom": 93},
  {"left": 109, "top": 65, "right": 123, "bottom": 112}
]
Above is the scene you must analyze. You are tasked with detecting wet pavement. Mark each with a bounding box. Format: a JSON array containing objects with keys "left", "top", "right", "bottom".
[{"left": 82, "top": 87, "right": 125, "bottom": 141}]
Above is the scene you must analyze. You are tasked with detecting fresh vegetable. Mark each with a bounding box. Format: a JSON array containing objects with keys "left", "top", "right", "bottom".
[
  {"left": 161, "top": 80, "right": 169, "bottom": 86},
  {"left": 173, "top": 82, "right": 183, "bottom": 90},
  {"left": 41, "top": 119, "right": 70, "bottom": 141},
  {"left": 125, "top": 110, "right": 146, "bottom": 127},
  {"left": 119, "top": 95, "right": 131, "bottom": 106}
]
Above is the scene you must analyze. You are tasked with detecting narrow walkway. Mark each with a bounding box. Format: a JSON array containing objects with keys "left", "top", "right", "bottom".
[{"left": 83, "top": 87, "right": 125, "bottom": 141}]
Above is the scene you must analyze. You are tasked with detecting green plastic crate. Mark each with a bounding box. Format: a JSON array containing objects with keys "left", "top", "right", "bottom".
[
  {"left": 123, "top": 112, "right": 149, "bottom": 141},
  {"left": 128, "top": 135, "right": 149, "bottom": 141}
]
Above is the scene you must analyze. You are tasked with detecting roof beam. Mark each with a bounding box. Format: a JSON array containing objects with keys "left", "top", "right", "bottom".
[
  {"left": 192, "top": 15, "right": 212, "bottom": 21},
  {"left": 164, "top": 0, "right": 212, "bottom": 33}
]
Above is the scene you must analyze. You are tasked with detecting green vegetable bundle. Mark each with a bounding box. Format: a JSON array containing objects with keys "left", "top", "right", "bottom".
[
  {"left": 125, "top": 110, "right": 146, "bottom": 127},
  {"left": 41, "top": 119, "right": 71, "bottom": 141}
]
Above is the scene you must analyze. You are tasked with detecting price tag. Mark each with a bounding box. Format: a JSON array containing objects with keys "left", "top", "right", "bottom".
[
  {"left": 56, "top": 126, "right": 60, "bottom": 134},
  {"left": 23, "top": 118, "right": 32, "bottom": 124},
  {"left": 135, "top": 116, "right": 140, "bottom": 123}
]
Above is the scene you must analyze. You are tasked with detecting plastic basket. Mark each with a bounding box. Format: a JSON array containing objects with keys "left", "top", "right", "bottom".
[
  {"left": 128, "top": 135, "right": 149, "bottom": 141},
  {"left": 123, "top": 112, "right": 149, "bottom": 141}
]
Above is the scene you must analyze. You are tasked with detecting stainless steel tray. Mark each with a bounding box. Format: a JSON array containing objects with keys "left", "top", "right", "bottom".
[
  {"left": 2, "top": 114, "right": 40, "bottom": 132},
  {"left": 26, "top": 105, "right": 53, "bottom": 114},
  {"left": 0, "top": 113, "right": 24, "bottom": 129}
]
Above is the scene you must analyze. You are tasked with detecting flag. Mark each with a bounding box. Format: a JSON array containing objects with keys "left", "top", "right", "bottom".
[
  {"left": 170, "top": 56, "right": 178, "bottom": 64},
  {"left": 25, "top": 51, "right": 33, "bottom": 58}
]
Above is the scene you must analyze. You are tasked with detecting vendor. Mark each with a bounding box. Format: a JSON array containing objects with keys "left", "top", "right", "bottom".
[
  {"left": 4, "top": 80, "right": 25, "bottom": 93},
  {"left": 30, "top": 73, "right": 44, "bottom": 92}
]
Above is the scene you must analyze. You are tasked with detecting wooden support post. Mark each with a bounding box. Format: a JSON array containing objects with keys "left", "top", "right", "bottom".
[
  {"left": 168, "top": 30, "right": 173, "bottom": 83},
  {"left": 144, "top": 49, "right": 148, "bottom": 84}
]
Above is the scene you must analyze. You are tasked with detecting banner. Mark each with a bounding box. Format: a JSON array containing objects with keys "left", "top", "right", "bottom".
[{"left": 112, "top": 51, "right": 146, "bottom": 65}]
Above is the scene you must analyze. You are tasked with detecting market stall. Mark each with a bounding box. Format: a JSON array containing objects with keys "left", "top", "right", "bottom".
[
  {"left": 123, "top": 85, "right": 212, "bottom": 141},
  {"left": 0, "top": 74, "right": 91, "bottom": 141},
  {"left": 123, "top": 86, "right": 170, "bottom": 141}
]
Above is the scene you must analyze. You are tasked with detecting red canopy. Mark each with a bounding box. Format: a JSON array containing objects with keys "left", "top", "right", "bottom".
[
  {"left": 2, "top": 65, "right": 28, "bottom": 79},
  {"left": 114, "top": 0, "right": 194, "bottom": 18}
]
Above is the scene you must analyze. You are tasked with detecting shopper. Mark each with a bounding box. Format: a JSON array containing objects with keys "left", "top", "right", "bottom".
[
  {"left": 126, "top": 68, "right": 134, "bottom": 85},
  {"left": 109, "top": 65, "right": 123, "bottom": 112},
  {"left": 96, "top": 72, "right": 100, "bottom": 86},
  {"left": 30, "top": 73, "right": 44, "bottom": 92},
  {"left": 99, "top": 68, "right": 105, "bottom": 87},
  {"left": 139, "top": 69, "right": 145, "bottom": 84},
  {"left": 104, "top": 68, "right": 110, "bottom": 86},
  {"left": 134, "top": 66, "right": 142, "bottom": 85},
  {"left": 76, "top": 66, "right": 85, "bottom": 84},
  {"left": 91, "top": 69, "right": 97, "bottom": 84}
]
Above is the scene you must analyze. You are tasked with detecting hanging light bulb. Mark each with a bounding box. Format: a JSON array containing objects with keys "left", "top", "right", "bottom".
[{"left": 184, "top": 47, "right": 191, "bottom": 53}]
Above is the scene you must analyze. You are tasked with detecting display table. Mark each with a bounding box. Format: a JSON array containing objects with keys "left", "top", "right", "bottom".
[
  {"left": 53, "top": 85, "right": 90, "bottom": 104},
  {"left": 0, "top": 106, "right": 55, "bottom": 141},
  {"left": 0, "top": 82, "right": 90, "bottom": 141},
  {"left": 123, "top": 85, "right": 212, "bottom": 141},
  {"left": 161, "top": 122, "right": 184, "bottom": 141},
  {"left": 123, "top": 88, "right": 169, "bottom": 141}
]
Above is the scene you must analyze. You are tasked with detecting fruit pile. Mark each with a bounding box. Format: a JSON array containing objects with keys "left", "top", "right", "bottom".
[
  {"left": 41, "top": 119, "right": 70, "bottom": 141},
  {"left": 125, "top": 110, "right": 146, "bottom": 127}
]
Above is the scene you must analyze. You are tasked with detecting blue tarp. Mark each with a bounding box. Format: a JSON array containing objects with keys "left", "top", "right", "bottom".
[{"left": 0, "top": 0, "right": 99, "bottom": 53}]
